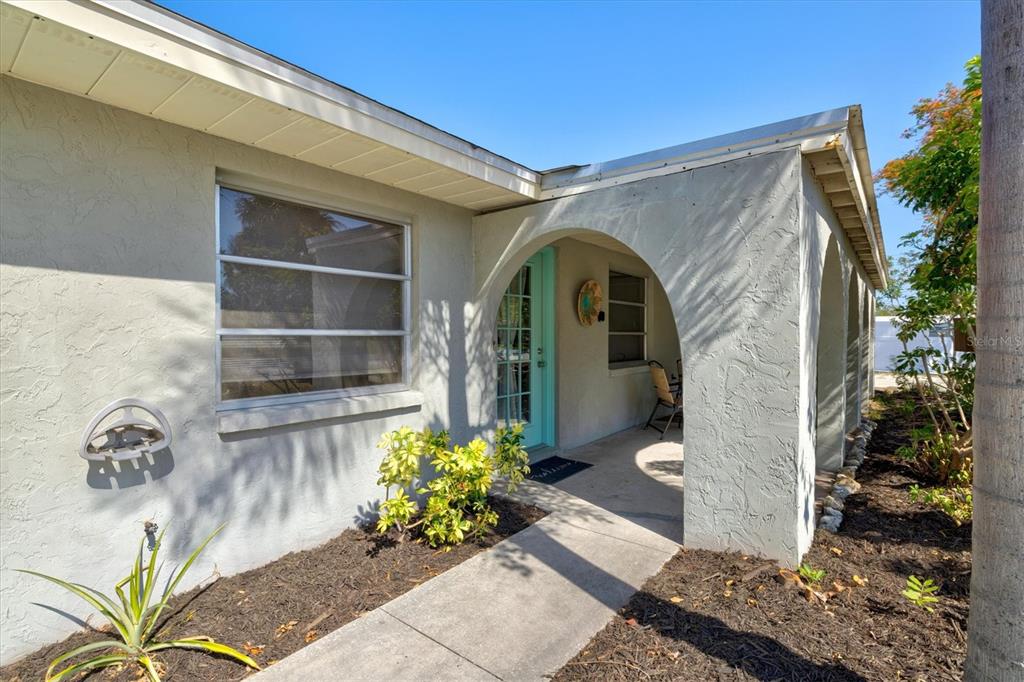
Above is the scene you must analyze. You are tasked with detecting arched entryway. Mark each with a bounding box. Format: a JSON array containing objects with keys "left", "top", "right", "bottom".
[
  {"left": 471, "top": 151, "right": 813, "bottom": 565},
  {"left": 860, "top": 292, "right": 873, "bottom": 404},
  {"left": 488, "top": 232, "right": 685, "bottom": 542},
  {"left": 815, "top": 237, "right": 846, "bottom": 470},
  {"left": 845, "top": 274, "right": 862, "bottom": 432}
]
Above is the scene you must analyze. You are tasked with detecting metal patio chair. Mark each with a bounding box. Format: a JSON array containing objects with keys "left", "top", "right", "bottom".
[{"left": 644, "top": 361, "right": 683, "bottom": 439}]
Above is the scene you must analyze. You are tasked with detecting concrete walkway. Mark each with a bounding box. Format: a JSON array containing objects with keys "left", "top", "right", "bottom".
[{"left": 257, "top": 429, "right": 683, "bottom": 681}]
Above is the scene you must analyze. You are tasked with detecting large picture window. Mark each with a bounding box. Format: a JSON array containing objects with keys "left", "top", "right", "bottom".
[
  {"left": 216, "top": 185, "right": 410, "bottom": 406},
  {"left": 608, "top": 270, "right": 647, "bottom": 366}
]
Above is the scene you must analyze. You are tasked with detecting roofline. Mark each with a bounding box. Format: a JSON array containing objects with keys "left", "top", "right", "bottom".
[
  {"left": 131, "top": 0, "right": 541, "bottom": 180},
  {"left": 2, "top": 0, "right": 886, "bottom": 286},
  {"left": 847, "top": 105, "right": 888, "bottom": 282},
  {"left": 5, "top": 0, "right": 540, "bottom": 191},
  {"left": 537, "top": 106, "right": 887, "bottom": 289},
  {"left": 540, "top": 107, "right": 852, "bottom": 193}
]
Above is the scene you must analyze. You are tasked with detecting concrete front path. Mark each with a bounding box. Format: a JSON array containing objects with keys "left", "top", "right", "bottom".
[{"left": 256, "top": 429, "right": 683, "bottom": 681}]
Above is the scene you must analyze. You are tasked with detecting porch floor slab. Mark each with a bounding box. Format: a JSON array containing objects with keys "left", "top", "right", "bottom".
[{"left": 255, "top": 428, "right": 683, "bottom": 681}]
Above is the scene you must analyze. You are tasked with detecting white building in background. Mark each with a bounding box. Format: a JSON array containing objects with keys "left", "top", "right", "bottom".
[{"left": 875, "top": 316, "right": 958, "bottom": 372}]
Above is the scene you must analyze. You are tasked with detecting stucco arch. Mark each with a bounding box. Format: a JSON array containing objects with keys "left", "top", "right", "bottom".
[
  {"left": 845, "top": 273, "right": 863, "bottom": 432},
  {"left": 471, "top": 151, "right": 811, "bottom": 565},
  {"left": 815, "top": 237, "right": 846, "bottom": 470},
  {"left": 860, "top": 289, "right": 873, "bottom": 404},
  {"left": 476, "top": 227, "right": 689, "bottom": 350}
]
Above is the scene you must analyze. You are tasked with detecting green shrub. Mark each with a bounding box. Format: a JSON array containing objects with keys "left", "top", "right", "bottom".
[
  {"left": 909, "top": 478, "right": 973, "bottom": 524},
  {"left": 19, "top": 525, "right": 259, "bottom": 681},
  {"left": 376, "top": 424, "right": 530, "bottom": 548}
]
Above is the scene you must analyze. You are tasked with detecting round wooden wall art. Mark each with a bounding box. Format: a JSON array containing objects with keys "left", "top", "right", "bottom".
[{"left": 577, "top": 280, "right": 603, "bottom": 326}]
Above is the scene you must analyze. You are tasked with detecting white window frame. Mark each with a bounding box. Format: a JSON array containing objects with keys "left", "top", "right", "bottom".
[
  {"left": 215, "top": 182, "right": 412, "bottom": 411},
  {"left": 607, "top": 269, "right": 648, "bottom": 368}
]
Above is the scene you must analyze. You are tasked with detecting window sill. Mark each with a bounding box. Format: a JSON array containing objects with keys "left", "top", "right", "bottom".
[
  {"left": 608, "top": 363, "right": 649, "bottom": 376},
  {"left": 217, "top": 390, "right": 424, "bottom": 434}
]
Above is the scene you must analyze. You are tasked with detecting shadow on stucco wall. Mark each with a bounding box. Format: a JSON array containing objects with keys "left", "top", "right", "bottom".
[
  {"left": 78, "top": 289, "right": 411, "bottom": 559},
  {"left": 470, "top": 152, "right": 809, "bottom": 563},
  {"left": 85, "top": 447, "right": 175, "bottom": 489}
]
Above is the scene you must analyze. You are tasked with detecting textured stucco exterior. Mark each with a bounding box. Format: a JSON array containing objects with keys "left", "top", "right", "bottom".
[
  {"left": 800, "top": 158, "right": 874, "bottom": 474},
  {"left": 1, "top": 73, "right": 878, "bottom": 660},
  {"left": 472, "top": 150, "right": 812, "bottom": 565},
  {"left": 0, "top": 76, "right": 486, "bottom": 660}
]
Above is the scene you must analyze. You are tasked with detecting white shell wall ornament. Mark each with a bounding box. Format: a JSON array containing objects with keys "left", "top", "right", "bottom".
[{"left": 79, "top": 399, "right": 172, "bottom": 462}]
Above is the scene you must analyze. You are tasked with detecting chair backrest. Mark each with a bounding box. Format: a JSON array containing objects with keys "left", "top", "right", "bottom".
[
  {"left": 648, "top": 364, "right": 675, "bottom": 405},
  {"left": 676, "top": 358, "right": 683, "bottom": 382}
]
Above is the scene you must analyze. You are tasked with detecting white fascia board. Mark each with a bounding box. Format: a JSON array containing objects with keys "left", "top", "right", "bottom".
[
  {"left": 834, "top": 132, "right": 888, "bottom": 289},
  {"left": 7, "top": 0, "right": 539, "bottom": 198},
  {"left": 847, "top": 105, "right": 888, "bottom": 284},
  {"left": 540, "top": 107, "right": 853, "bottom": 195}
]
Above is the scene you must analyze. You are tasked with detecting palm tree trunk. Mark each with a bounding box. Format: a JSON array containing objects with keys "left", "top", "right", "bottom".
[{"left": 967, "top": 2, "right": 1024, "bottom": 679}]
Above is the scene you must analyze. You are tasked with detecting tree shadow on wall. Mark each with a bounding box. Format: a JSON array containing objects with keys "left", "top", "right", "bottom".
[
  {"left": 82, "top": 290, "right": 415, "bottom": 560},
  {"left": 469, "top": 153, "right": 806, "bottom": 550}
]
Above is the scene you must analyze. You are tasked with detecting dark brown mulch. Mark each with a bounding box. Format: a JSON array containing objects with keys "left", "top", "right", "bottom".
[
  {"left": 1, "top": 497, "right": 545, "bottom": 682},
  {"left": 555, "top": 389, "right": 971, "bottom": 682}
]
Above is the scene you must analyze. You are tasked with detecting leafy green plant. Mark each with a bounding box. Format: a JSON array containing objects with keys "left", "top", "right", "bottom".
[
  {"left": 798, "top": 563, "right": 826, "bottom": 586},
  {"left": 879, "top": 56, "right": 978, "bottom": 521},
  {"left": 902, "top": 575, "right": 941, "bottom": 612},
  {"left": 376, "top": 424, "right": 530, "bottom": 548},
  {"left": 18, "top": 525, "right": 259, "bottom": 681},
  {"left": 896, "top": 445, "right": 918, "bottom": 461},
  {"left": 909, "top": 478, "right": 973, "bottom": 524}
]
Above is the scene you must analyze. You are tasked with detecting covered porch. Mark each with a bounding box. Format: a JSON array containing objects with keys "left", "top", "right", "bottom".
[{"left": 529, "top": 428, "right": 685, "bottom": 544}]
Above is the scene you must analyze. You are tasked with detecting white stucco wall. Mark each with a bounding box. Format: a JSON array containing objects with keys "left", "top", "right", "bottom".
[
  {"left": 0, "top": 77, "right": 484, "bottom": 660},
  {"left": 0, "top": 74, "right": 881, "bottom": 659},
  {"left": 472, "top": 150, "right": 811, "bottom": 565},
  {"left": 550, "top": 238, "right": 680, "bottom": 449},
  {"left": 800, "top": 158, "right": 877, "bottom": 479}
]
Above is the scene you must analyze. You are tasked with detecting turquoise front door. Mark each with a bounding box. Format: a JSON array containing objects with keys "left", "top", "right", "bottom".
[{"left": 495, "top": 248, "right": 554, "bottom": 451}]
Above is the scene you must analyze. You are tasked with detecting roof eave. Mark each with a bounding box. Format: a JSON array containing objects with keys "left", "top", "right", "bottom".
[
  {"left": 0, "top": 0, "right": 540, "bottom": 210},
  {"left": 538, "top": 106, "right": 887, "bottom": 289}
]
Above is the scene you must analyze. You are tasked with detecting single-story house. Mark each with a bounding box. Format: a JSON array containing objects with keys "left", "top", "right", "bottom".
[{"left": 0, "top": 0, "right": 886, "bottom": 659}]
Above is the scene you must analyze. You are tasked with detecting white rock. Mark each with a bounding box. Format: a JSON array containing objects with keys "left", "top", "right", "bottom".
[
  {"left": 823, "top": 495, "right": 845, "bottom": 511},
  {"left": 835, "top": 475, "right": 861, "bottom": 493}
]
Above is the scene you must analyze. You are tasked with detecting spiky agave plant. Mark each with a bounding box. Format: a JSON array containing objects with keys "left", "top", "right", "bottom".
[{"left": 18, "top": 524, "right": 260, "bottom": 681}]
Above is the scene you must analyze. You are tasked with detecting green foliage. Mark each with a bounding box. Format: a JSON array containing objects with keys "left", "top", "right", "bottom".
[
  {"left": 878, "top": 56, "right": 978, "bottom": 522},
  {"left": 375, "top": 424, "right": 530, "bottom": 548},
  {"left": 798, "top": 563, "right": 826, "bottom": 586},
  {"left": 909, "top": 478, "right": 973, "bottom": 525},
  {"left": 901, "top": 575, "right": 941, "bottom": 612},
  {"left": 18, "top": 526, "right": 259, "bottom": 682},
  {"left": 896, "top": 445, "right": 918, "bottom": 461}
]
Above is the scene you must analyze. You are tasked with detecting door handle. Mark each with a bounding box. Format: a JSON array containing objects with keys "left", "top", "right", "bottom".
[{"left": 538, "top": 361, "right": 547, "bottom": 368}]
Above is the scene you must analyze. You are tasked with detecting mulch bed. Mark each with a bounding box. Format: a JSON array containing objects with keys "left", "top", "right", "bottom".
[
  {"left": 1, "top": 497, "right": 545, "bottom": 682},
  {"left": 555, "top": 389, "right": 972, "bottom": 681}
]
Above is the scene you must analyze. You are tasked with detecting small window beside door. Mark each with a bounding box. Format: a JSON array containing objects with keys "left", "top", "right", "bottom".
[{"left": 608, "top": 270, "right": 647, "bottom": 367}]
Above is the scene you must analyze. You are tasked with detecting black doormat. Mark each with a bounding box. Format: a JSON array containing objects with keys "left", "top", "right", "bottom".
[{"left": 527, "top": 455, "right": 592, "bottom": 485}]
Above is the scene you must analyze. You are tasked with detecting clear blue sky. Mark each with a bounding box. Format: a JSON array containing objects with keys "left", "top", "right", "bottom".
[{"left": 160, "top": 0, "right": 980, "bottom": 262}]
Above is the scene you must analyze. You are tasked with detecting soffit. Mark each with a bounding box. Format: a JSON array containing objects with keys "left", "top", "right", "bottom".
[{"left": 0, "top": 1, "right": 539, "bottom": 212}]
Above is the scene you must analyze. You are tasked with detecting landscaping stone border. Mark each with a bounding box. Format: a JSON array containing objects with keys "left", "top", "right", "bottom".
[{"left": 818, "top": 417, "right": 876, "bottom": 533}]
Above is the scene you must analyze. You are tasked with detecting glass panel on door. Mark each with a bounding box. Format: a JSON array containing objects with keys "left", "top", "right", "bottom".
[
  {"left": 495, "top": 264, "right": 533, "bottom": 426},
  {"left": 494, "top": 248, "right": 553, "bottom": 451}
]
